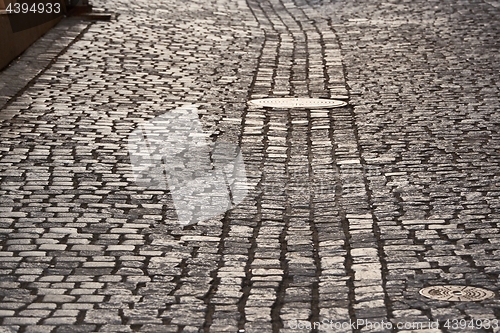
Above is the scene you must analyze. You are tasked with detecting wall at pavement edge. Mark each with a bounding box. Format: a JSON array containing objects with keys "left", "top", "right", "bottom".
[{"left": 0, "top": 0, "right": 63, "bottom": 70}]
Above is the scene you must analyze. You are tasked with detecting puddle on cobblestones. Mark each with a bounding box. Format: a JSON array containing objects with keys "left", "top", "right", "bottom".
[
  {"left": 419, "top": 285, "right": 495, "bottom": 302},
  {"left": 248, "top": 97, "right": 348, "bottom": 108}
]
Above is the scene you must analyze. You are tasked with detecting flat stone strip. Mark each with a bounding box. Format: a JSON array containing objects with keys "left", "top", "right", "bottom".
[{"left": 245, "top": 0, "right": 390, "bottom": 331}]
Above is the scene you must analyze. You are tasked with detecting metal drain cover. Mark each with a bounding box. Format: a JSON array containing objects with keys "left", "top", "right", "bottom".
[
  {"left": 419, "top": 285, "right": 495, "bottom": 302},
  {"left": 248, "top": 97, "right": 347, "bottom": 108}
]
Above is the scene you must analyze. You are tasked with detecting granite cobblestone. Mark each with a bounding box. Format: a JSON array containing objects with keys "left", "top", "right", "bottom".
[{"left": 0, "top": 0, "right": 499, "bottom": 331}]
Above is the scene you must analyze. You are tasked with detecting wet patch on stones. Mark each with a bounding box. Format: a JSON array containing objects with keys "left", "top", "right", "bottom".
[{"left": 419, "top": 285, "right": 495, "bottom": 302}]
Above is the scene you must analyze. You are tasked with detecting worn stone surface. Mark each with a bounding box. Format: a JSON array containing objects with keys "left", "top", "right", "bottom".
[
  {"left": 323, "top": 0, "right": 500, "bottom": 331},
  {"left": 0, "top": 0, "right": 499, "bottom": 332}
]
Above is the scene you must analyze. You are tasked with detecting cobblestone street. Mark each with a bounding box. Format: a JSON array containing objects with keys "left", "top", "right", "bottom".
[{"left": 0, "top": 0, "right": 499, "bottom": 332}]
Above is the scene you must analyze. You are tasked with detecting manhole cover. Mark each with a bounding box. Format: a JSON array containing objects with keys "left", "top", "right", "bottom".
[
  {"left": 248, "top": 98, "right": 347, "bottom": 108},
  {"left": 419, "top": 285, "right": 495, "bottom": 302}
]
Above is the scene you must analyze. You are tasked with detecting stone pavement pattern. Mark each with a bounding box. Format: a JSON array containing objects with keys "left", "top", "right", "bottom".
[
  {"left": 0, "top": 18, "right": 91, "bottom": 114},
  {"left": 324, "top": 0, "right": 500, "bottom": 331},
  {"left": 0, "top": 0, "right": 498, "bottom": 332}
]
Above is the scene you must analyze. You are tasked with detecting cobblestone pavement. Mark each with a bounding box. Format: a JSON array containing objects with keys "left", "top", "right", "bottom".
[{"left": 0, "top": 0, "right": 499, "bottom": 332}]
